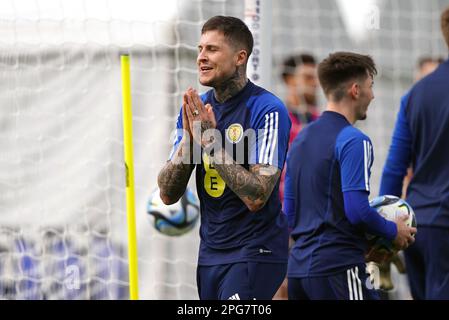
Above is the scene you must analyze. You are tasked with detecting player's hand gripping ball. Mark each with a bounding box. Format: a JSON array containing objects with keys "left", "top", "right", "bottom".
[{"left": 367, "top": 195, "right": 417, "bottom": 254}]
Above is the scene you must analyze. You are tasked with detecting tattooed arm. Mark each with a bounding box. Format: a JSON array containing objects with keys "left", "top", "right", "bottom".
[
  {"left": 158, "top": 97, "right": 196, "bottom": 205},
  {"left": 211, "top": 148, "right": 281, "bottom": 212},
  {"left": 181, "top": 87, "right": 281, "bottom": 211},
  {"left": 157, "top": 139, "right": 195, "bottom": 205}
]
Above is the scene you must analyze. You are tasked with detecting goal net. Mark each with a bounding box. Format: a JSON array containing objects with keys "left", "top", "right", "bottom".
[{"left": 0, "top": 0, "right": 447, "bottom": 299}]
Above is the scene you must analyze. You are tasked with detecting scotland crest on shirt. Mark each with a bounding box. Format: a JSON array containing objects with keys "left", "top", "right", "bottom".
[{"left": 226, "top": 123, "right": 244, "bottom": 144}]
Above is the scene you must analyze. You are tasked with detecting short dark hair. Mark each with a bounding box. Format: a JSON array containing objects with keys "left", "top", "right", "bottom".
[
  {"left": 441, "top": 6, "right": 449, "bottom": 49},
  {"left": 318, "top": 52, "right": 377, "bottom": 101},
  {"left": 417, "top": 56, "right": 444, "bottom": 69},
  {"left": 418, "top": 56, "right": 436, "bottom": 69},
  {"left": 281, "top": 53, "right": 316, "bottom": 80},
  {"left": 202, "top": 16, "right": 254, "bottom": 57}
]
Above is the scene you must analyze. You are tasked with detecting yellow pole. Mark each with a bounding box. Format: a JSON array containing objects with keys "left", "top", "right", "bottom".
[{"left": 120, "top": 54, "right": 139, "bottom": 300}]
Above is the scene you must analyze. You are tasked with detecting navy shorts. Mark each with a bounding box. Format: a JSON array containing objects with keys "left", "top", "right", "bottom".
[
  {"left": 197, "top": 262, "right": 287, "bottom": 300},
  {"left": 404, "top": 226, "right": 449, "bottom": 300},
  {"left": 288, "top": 265, "right": 380, "bottom": 300}
]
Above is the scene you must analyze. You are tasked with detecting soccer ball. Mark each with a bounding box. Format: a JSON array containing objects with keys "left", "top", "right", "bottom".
[
  {"left": 367, "top": 195, "right": 417, "bottom": 252},
  {"left": 147, "top": 187, "right": 200, "bottom": 236}
]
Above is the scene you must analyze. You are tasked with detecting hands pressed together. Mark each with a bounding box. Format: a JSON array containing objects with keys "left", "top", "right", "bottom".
[{"left": 182, "top": 88, "right": 217, "bottom": 149}]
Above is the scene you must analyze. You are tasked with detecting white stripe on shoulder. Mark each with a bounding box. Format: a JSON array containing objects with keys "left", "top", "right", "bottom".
[
  {"left": 363, "top": 140, "right": 369, "bottom": 191},
  {"left": 263, "top": 112, "right": 275, "bottom": 164},
  {"left": 259, "top": 113, "right": 270, "bottom": 164},
  {"left": 268, "top": 112, "right": 279, "bottom": 165},
  {"left": 368, "top": 141, "right": 372, "bottom": 190}
]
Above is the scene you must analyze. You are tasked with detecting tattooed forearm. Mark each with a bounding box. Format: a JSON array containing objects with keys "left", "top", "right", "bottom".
[
  {"left": 211, "top": 149, "right": 280, "bottom": 212},
  {"left": 157, "top": 141, "right": 195, "bottom": 205}
]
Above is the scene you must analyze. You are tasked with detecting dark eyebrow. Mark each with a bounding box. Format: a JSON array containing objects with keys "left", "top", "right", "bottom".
[{"left": 198, "top": 44, "right": 219, "bottom": 50}]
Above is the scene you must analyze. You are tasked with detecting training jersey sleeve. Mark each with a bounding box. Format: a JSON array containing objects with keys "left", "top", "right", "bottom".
[
  {"left": 343, "top": 190, "right": 397, "bottom": 240},
  {"left": 168, "top": 106, "right": 184, "bottom": 161},
  {"left": 379, "top": 92, "right": 413, "bottom": 196},
  {"left": 283, "top": 154, "right": 296, "bottom": 230},
  {"left": 249, "top": 96, "right": 291, "bottom": 170},
  {"left": 336, "top": 127, "right": 374, "bottom": 193}
]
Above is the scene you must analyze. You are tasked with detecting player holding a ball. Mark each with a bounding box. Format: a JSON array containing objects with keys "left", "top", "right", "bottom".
[
  {"left": 284, "top": 52, "right": 416, "bottom": 300},
  {"left": 379, "top": 6, "right": 449, "bottom": 300}
]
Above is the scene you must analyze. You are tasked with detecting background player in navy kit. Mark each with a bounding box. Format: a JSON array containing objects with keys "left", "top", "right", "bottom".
[
  {"left": 284, "top": 52, "right": 416, "bottom": 300},
  {"left": 399, "top": 56, "right": 443, "bottom": 199},
  {"left": 379, "top": 7, "right": 449, "bottom": 300},
  {"left": 374, "top": 55, "right": 444, "bottom": 297},
  {"left": 279, "top": 53, "right": 320, "bottom": 202},
  {"left": 274, "top": 53, "right": 320, "bottom": 300},
  {"left": 157, "top": 16, "right": 291, "bottom": 300}
]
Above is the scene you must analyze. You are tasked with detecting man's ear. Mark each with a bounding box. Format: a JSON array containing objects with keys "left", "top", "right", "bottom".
[
  {"left": 283, "top": 74, "right": 295, "bottom": 86},
  {"left": 236, "top": 49, "right": 248, "bottom": 67},
  {"left": 348, "top": 82, "right": 359, "bottom": 99}
]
